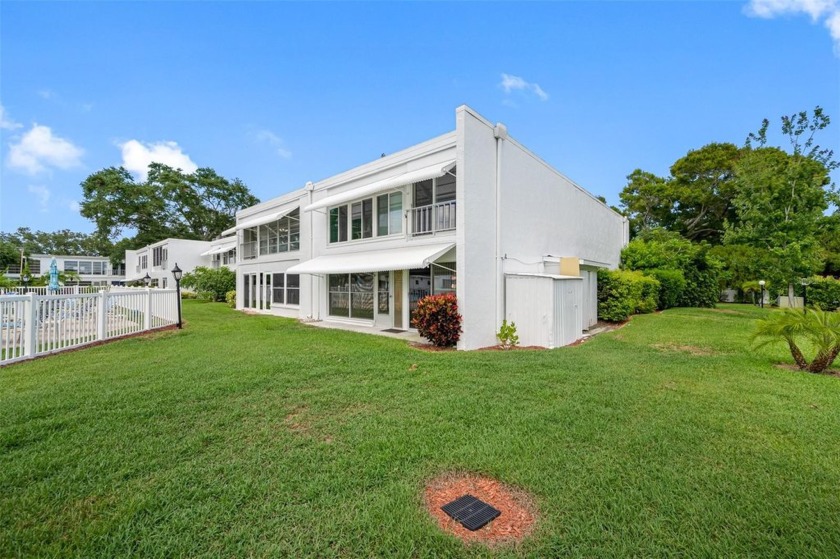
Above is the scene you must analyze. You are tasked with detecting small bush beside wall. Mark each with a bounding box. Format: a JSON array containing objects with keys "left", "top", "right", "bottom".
[
  {"left": 597, "top": 269, "right": 660, "bottom": 322},
  {"left": 411, "top": 293, "right": 463, "bottom": 347},
  {"left": 225, "top": 290, "right": 237, "bottom": 308}
]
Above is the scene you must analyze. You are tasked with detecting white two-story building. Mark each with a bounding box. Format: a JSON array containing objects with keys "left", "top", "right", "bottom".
[
  {"left": 125, "top": 238, "right": 216, "bottom": 287},
  {"left": 229, "top": 106, "right": 628, "bottom": 349}
]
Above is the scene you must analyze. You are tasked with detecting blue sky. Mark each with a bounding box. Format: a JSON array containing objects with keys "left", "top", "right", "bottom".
[{"left": 1, "top": 1, "right": 838, "bottom": 236}]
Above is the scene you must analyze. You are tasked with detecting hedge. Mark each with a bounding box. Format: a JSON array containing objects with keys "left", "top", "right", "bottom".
[
  {"left": 597, "top": 269, "right": 660, "bottom": 322},
  {"left": 645, "top": 268, "right": 686, "bottom": 310}
]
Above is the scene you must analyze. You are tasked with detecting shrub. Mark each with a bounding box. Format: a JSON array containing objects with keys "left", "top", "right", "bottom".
[
  {"left": 645, "top": 268, "right": 686, "bottom": 310},
  {"left": 225, "top": 290, "right": 237, "bottom": 308},
  {"left": 180, "top": 266, "right": 235, "bottom": 302},
  {"left": 181, "top": 290, "right": 198, "bottom": 300},
  {"left": 196, "top": 291, "right": 215, "bottom": 303},
  {"left": 678, "top": 265, "right": 720, "bottom": 308},
  {"left": 807, "top": 276, "right": 840, "bottom": 311},
  {"left": 411, "top": 293, "right": 462, "bottom": 347},
  {"left": 621, "top": 230, "right": 721, "bottom": 309},
  {"left": 497, "top": 320, "right": 519, "bottom": 349},
  {"left": 597, "top": 269, "right": 660, "bottom": 322}
]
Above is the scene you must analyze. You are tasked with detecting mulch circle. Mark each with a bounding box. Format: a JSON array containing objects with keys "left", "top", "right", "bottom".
[{"left": 424, "top": 473, "right": 537, "bottom": 546}]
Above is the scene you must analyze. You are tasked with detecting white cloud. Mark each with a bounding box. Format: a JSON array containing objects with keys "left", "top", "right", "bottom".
[
  {"left": 7, "top": 124, "right": 84, "bottom": 174},
  {"left": 254, "top": 129, "right": 292, "bottom": 159},
  {"left": 500, "top": 73, "right": 550, "bottom": 101},
  {"left": 68, "top": 200, "right": 81, "bottom": 212},
  {"left": 37, "top": 89, "right": 56, "bottom": 100},
  {"left": 0, "top": 104, "right": 22, "bottom": 130},
  {"left": 28, "top": 185, "right": 51, "bottom": 211},
  {"left": 745, "top": 0, "right": 840, "bottom": 54},
  {"left": 119, "top": 139, "right": 198, "bottom": 181}
]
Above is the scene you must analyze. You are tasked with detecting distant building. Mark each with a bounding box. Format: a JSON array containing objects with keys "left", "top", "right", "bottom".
[
  {"left": 5, "top": 254, "right": 125, "bottom": 286},
  {"left": 125, "top": 238, "right": 223, "bottom": 288}
]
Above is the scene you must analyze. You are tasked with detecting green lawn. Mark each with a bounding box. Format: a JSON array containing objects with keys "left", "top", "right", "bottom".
[{"left": 2, "top": 302, "right": 839, "bottom": 558}]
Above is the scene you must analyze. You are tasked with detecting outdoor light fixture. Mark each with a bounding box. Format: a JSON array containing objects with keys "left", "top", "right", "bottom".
[
  {"left": 171, "top": 263, "right": 183, "bottom": 329},
  {"left": 143, "top": 273, "right": 152, "bottom": 286},
  {"left": 800, "top": 278, "right": 811, "bottom": 313},
  {"left": 21, "top": 272, "right": 31, "bottom": 294},
  {"left": 758, "top": 280, "right": 766, "bottom": 309}
]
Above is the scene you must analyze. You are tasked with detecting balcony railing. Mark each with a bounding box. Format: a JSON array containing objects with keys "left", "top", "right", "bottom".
[
  {"left": 411, "top": 201, "right": 456, "bottom": 235},
  {"left": 241, "top": 241, "right": 258, "bottom": 260}
]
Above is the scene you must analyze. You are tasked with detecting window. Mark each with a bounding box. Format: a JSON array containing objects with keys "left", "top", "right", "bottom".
[
  {"left": 351, "top": 199, "right": 373, "bottom": 240},
  {"left": 331, "top": 192, "right": 402, "bottom": 243},
  {"left": 242, "top": 229, "right": 258, "bottom": 260},
  {"left": 328, "top": 273, "right": 373, "bottom": 319},
  {"left": 92, "top": 261, "right": 105, "bottom": 275},
  {"left": 330, "top": 206, "right": 348, "bottom": 243},
  {"left": 64, "top": 260, "right": 78, "bottom": 272},
  {"left": 138, "top": 255, "right": 148, "bottom": 269},
  {"left": 250, "top": 209, "right": 300, "bottom": 257},
  {"left": 271, "top": 273, "right": 300, "bottom": 306},
  {"left": 152, "top": 246, "right": 167, "bottom": 267},
  {"left": 377, "top": 192, "right": 403, "bottom": 236},
  {"left": 79, "top": 261, "right": 92, "bottom": 274}
]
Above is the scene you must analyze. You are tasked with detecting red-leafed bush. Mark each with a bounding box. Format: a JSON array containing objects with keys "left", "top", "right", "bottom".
[{"left": 411, "top": 293, "right": 463, "bottom": 347}]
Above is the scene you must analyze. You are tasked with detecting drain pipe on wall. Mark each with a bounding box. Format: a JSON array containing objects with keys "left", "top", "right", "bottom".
[
  {"left": 305, "top": 181, "right": 316, "bottom": 319},
  {"left": 494, "top": 123, "right": 508, "bottom": 330}
]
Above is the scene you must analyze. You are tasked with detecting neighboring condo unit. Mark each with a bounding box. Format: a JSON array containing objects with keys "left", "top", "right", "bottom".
[
  {"left": 229, "top": 105, "right": 628, "bottom": 349},
  {"left": 201, "top": 235, "right": 238, "bottom": 270},
  {"left": 125, "top": 238, "right": 215, "bottom": 288},
  {"left": 7, "top": 254, "right": 125, "bottom": 286}
]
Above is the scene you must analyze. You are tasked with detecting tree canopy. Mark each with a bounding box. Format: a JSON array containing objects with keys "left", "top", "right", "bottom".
[
  {"left": 0, "top": 228, "right": 113, "bottom": 269},
  {"left": 80, "top": 163, "right": 259, "bottom": 247},
  {"left": 619, "top": 106, "right": 837, "bottom": 297}
]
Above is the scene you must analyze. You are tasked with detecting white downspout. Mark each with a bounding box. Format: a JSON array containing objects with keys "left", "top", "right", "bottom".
[
  {"left": 305, "top": 181, "right": 317, "bottom": 319},
  {"left": 494, "top": 123, "right": 508, "bottom": 329}
]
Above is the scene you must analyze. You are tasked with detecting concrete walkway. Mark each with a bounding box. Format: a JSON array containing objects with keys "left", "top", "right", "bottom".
[{"left": 305, "top": 319, "right": 428, "bottom": 344}]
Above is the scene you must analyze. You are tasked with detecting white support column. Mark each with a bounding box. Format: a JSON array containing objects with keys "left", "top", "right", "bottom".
[
  {"left": 97, "top": 290, "right": 107, "bottom": 340},
  {"left": 23, "top": 294, "right": 38, "bottom": 358},
  {"left": 144, "top": 288, "right": 152, "bottom": 330}
]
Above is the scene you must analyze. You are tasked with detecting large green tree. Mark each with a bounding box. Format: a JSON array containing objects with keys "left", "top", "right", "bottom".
[
  {"left": 80, "top": 163, "right": 259, "bottom": 247},
  {"left": 619, "top": 143, "right": 742, "bottom": 243},
  {"left": 724, "top": 107, "right": 836, "bottom": 298}
]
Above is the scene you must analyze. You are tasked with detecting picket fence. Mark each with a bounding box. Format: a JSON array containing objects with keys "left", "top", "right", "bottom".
[{"left": 0, "top": 287, "right": 179, "bottom": 366}]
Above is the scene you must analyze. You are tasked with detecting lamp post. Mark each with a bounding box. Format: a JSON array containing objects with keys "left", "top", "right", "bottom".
[
  {"left": 171, "top": 263, "right": 183, "bottom": 329},
  {"left": 758, "top": 280, "right": 766, "bottom": 309},
  {"left": 21, "top": 271, "right": 31, "bottom": 294},
  {"left": 800, "top": 278, "right": 811, "bottom": 313},
  {"left": 143, "top": 273, "right": 152, "bottom": 287}
]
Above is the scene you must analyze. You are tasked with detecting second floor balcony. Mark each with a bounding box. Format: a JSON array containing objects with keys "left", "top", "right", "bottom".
[{"left": 411, "top": 201, "right": 456, "bottom": 236}]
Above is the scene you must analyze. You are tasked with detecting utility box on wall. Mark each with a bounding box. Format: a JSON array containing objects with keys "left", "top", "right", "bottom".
[{"left": 505, "top": 273, "right": 583, "bottom": 348}]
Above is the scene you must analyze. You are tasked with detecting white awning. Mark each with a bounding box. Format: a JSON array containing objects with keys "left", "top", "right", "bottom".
[
  {"left": 287, "top": 243, "right": 455, "bottom": 275},
  {"left": 223, "top": 206, "right": 298, "bottom": 236},
  {"left": 304, "top": 160, "right": 456, "bottom": 212},
  {"left": 200, "top": 241, "right": 237, "bottom": 256}
]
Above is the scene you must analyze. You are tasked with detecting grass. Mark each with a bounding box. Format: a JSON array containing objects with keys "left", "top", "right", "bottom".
[{"left": 1, "top": 302, "right": 839, "bottom": 558}]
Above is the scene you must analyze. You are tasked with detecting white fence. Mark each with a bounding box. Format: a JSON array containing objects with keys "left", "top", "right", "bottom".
[
  {"left": 0, "top": 285, "right": 102, "bottom": 296},
  {"left": 1, "top": 288, "right": 179, "bottom": 366}
]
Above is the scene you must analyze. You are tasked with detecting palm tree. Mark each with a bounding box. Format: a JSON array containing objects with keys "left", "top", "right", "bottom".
[{"left": 752, "top": 308, "right": 840, "bottom": 373}]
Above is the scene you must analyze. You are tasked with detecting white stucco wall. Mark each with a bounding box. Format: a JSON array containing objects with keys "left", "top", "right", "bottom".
[
  {"left": 456, "top": 107, "right": 500, "bottom": 350},
  {"left": 455, "top": 105, "right": 627, "bottom": 349},
  {"left": 498, "top": 138, "right": 627, "bottom": 272}
]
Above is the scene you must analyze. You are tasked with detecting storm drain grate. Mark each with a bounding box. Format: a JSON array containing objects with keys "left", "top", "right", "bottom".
[{"left": 441, "top": 494, "right": 501, "bottom": 531}]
